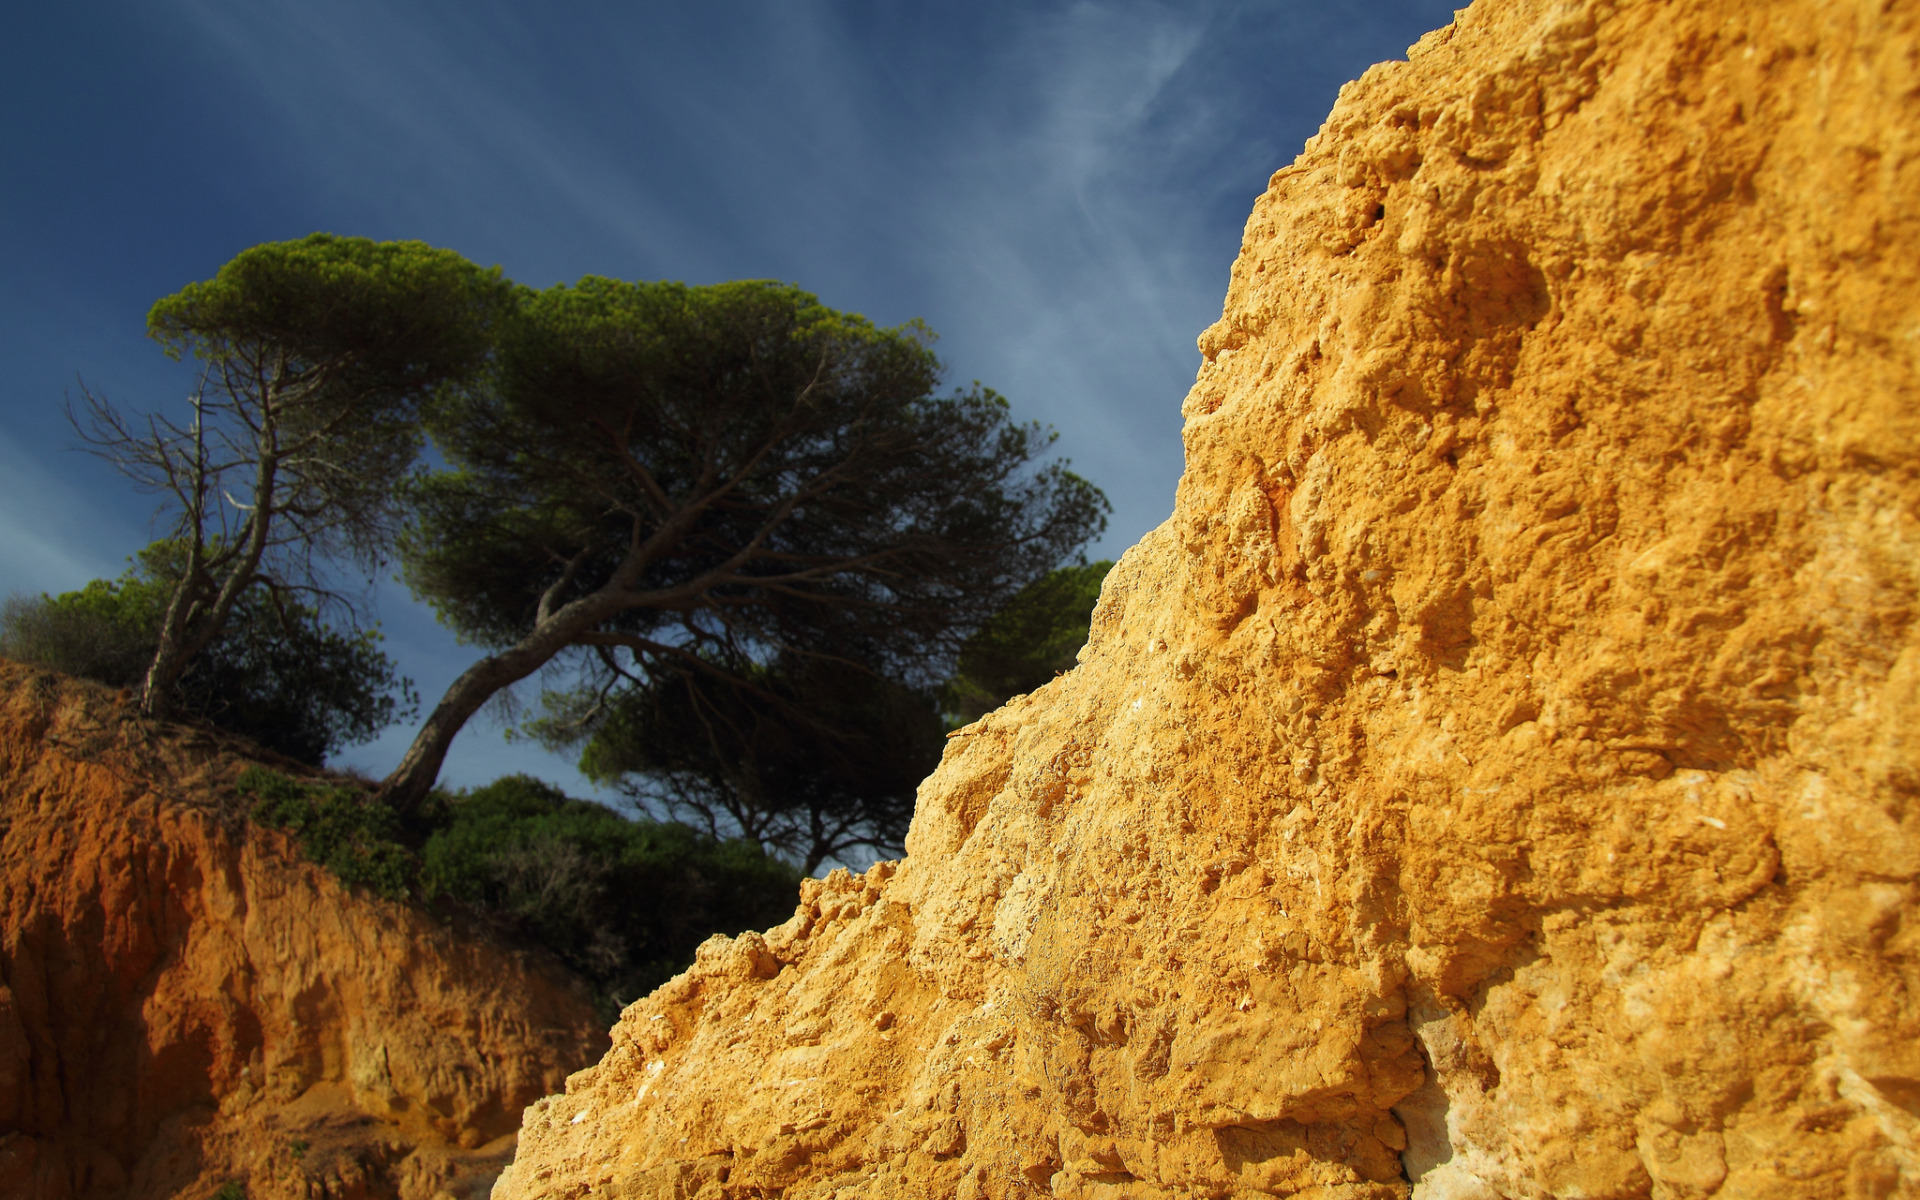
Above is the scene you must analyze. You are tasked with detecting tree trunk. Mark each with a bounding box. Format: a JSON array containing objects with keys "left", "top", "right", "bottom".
[
  {"left": 379, "top": 652, "right": 533, "bottom": 818},
  {"left": 139, "top": 638, "right": 190, "bottom": 721},
  {"left": 142, "top": 405, "right": 279, "bottom": 722},
  {"left": 379, "top": 589, "right": 634, "bottom": 817}
]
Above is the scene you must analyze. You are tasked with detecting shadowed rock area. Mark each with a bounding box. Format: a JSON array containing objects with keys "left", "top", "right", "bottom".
[
  {"left": 0, "top": 662, "right": 609, "bottom": 1200},
  {"left": 494, "top": 0, "right": 1920, "bottom": 1196}
]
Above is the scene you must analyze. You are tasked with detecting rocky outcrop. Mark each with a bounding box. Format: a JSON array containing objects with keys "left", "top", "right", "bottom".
[
  {"left": 495, "top": 0, "right": 1920, "bottom": 1196},
  {"left": 0, "top": 662, "right": 609, "bottom": 1200}
]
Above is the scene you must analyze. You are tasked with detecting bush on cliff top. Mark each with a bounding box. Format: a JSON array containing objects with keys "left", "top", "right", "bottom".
[
  {"left": 2, "top": 541, "right": 416, "bottom": 765},
  {"left": 422, "top": 775, "right": 800, "bottom": 1006},
  {"left": 242, "top": 768, "right": 414, "bottom": 898},
  {"left": 238, "top": 768, "right": 799, "bottom": 1011}
]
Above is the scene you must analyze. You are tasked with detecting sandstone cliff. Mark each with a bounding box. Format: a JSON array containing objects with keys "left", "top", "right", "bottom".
[
  {"left": 496, "top": 0, "right": 1920, "bottom": 1195},
  {"left": 0, "top": 662, "right": 610, "bottom": 1200}
]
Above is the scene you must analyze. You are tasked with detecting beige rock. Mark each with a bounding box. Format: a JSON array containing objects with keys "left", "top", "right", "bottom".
[
  {"left": 496, "top": 0, "right": 1920, "bottom": 1195},
  {"left": 0, "top": 662, "right": 609, "bottom": 1200}
]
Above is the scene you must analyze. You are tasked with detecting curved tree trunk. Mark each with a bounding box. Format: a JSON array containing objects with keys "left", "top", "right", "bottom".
[
  {"left": 139, "top": 640, "right": 191, "bottom": 721},
  {"left": 141, "top": 397, "right": 280, "bottom": 722},
  {"left": 379, "top": 588, "right": 639, "bottom": 818},
  {"left": 380, "top": 652, "right": 538, "bottom": 818}
]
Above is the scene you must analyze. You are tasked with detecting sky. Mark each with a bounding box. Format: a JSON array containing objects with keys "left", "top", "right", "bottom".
[{"left": 1, "top": 0, "right": 1459, "bottom": 806}]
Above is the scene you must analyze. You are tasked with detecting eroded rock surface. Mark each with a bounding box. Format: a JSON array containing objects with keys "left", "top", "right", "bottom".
[
  {"left": 0, "top": 662, "right": 609, "bottom": 1200},
  {"left": 497, "top": 0, "right": 1920, "bottom": 1195}
]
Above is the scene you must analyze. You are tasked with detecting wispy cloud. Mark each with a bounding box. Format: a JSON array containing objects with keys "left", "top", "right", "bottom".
[
  {"left": 5, "top": 0, "right": 1458, "bottom": 803},
  {"left": 899, "top": 3, "right": 1237, "bottom": 540},
  {"left": 156, "top": 0, "right": 1242, "bottom": 549}
]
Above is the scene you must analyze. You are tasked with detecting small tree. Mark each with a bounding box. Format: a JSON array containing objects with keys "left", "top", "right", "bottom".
[
  {"left": 72, "top": 234, "right": 511, "bottom": 720},
  {"left": 387, "top": 278, "right": 1107, "bottom": 815},
  {"left": 1, "top": 542, "right": 415, "bottom": 764},
  {"left": 0, "top": 585, "right": 154, "bottom": 690}
]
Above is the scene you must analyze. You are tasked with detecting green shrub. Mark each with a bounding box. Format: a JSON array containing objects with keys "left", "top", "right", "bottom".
[
  {"left": 0, "top": 541, "right": 414, "bottom": 765},
  {"left": 239, "top": 768, "right": 414, "bottom": 899},
  {"left": 0, "top": 586, "right": 155, "bottom": 686},
  {"left": 236, "top": 768, "right": 800, "bottom": 1013},
  {"left": 210, "top": 1183, "right": 245, "bottom": 1200},
  {"left": 422, "top": 775, "right": 801, "bottom": 1009}
]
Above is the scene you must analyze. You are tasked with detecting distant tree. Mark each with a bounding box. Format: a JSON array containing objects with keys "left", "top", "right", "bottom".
[
  {"left": 0, "top": 542, "right": 415, "bottom": 764},
  {"left": 71, "top": 234, "right": 511, "bottom": 721},
  {"left": 387, "top": 278, "right": 1107, "bottom": 816},
  {"left": 534, "top": 561, "right": 1112, "bottom": 872},
  {"left": 540, "top": 651, "right": 947, "bottom": 873},
  {"left": 943, "top": 560, "right": 1113, "bottom": 724}
]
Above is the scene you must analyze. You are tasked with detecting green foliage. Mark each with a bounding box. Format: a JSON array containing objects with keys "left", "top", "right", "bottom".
[
  {"left": 140, "top": 232, "right": 512, "bottom": 569},
  {"left": 420, "top": 775, "right": 800, "bottom": 1008},
  {"left": 402, "top": 277, "right": 1103, "bottom": 661},
  {"left": 385, "top": 272, "right": 1105, "bottom": 815},
  {"left": 532, "top": 564, "right": 1118, "bottom": 871},
  {"left": 210, "top": 1183, "right": 245, "bottom": 1200},
  {"left": 67, "top": 235, "right": 514, "bottom": 728},
  {"left": 148, "top": 232, "right": 512, "bottom": 407},
  {"left": 0, "top": 579, "right": 158, "bottom": 688},
  {"left": 240, "top": 767, "right": 414, "bottom": 899},
  {"left": 180, "top": 609, "right": 415, "bottom": 766},
  {"left": 0, "top": 542, "right": 415, "bottom": 764},
  {"left": 559, "top": 654, "right": 947, "bottom": 873},
  {"left": 944, "top": 560, "right": 1113, "bottom": 724},
  {"left": 235, "top": 767, "right": 796, "bottom": 1008}
]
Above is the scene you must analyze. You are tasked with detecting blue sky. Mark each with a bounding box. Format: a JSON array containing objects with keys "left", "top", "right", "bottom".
[{"left": 1, "top": 0, "right": 1457, "bottom": 800}]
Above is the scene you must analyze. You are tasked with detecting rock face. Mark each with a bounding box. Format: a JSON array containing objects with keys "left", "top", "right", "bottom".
[
  {"left": 0, "top": 662, "right": 609, "bottom": 1200},
  {"left": 496, "top": 0, "right": 1920, "bottom": 1196}
]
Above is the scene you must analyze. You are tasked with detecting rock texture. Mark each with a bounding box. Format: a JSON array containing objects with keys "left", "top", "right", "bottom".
[
  {"left": 0, "top": 662, "right": 609, "bottom": 1200},
  {"left": 497, "top": 0, "right": 1920, "bottom": 1196}
]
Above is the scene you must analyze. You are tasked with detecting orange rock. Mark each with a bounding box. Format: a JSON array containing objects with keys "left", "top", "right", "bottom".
[
  {"left": 0, "top": 662, "right": 608, "bottom": 1200},
  {"left": 503, "top": 0, "right": 1920, "bottom": 1194}
]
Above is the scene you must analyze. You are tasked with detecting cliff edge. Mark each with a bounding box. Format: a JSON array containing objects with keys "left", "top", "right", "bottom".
[
  {"left": 0, "top": 661, "right": 610, "bottom": 1200},
  {"left": 498, "top": 0, "right": 1920, "bottom": 1195}
]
